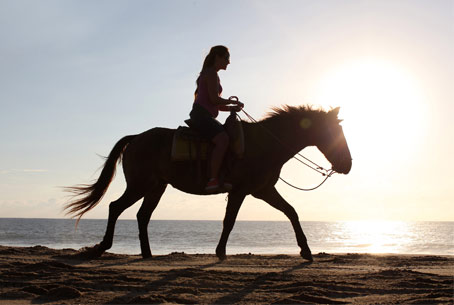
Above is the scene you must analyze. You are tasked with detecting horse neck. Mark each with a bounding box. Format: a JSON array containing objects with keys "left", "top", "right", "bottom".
[{"left": 249, "top": 116, "right": 313, "bottom": 164}]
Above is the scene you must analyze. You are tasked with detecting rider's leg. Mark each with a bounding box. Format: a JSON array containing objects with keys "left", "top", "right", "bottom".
[
  {"left": 210, "top": 131, "right": 229, "bottom": 179},
  {"left": 206, "top": 131, "right": 229, "bottom": 191}
]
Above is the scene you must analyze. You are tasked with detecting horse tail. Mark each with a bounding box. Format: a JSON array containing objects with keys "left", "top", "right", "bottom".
[{"left": 64, "top": 135, "right": 136, "bottom": 225}]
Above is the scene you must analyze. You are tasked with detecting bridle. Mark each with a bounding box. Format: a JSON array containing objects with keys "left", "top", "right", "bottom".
[{"left": 238, "top": 108, "right": 337, "bottom": 191}]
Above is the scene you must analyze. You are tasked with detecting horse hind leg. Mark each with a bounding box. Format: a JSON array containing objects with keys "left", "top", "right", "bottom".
[
  {"left": 84, "top": 188, "right": 143, "bottom": 258},
  {"left": 136, "top": 182, "right": 167, "bottom": 259}
]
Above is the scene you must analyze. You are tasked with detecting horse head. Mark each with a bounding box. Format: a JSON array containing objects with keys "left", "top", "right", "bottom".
[{"left": 315, "top": 107, "right": 352, "bottom": 174}]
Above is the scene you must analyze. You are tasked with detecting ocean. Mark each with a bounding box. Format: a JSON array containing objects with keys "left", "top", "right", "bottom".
[{"left": 0, "top": 218, "right": 452, "bottom": 256}]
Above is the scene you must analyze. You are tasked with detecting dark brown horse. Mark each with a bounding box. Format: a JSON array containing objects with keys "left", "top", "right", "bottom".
[{"left": 65, "top": 105, "right": 352, "bottom": 262}]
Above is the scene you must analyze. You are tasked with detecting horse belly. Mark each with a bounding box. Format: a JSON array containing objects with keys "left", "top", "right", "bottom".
[{"left": 166, "top": 161, "right": 210, "bottom": 195}]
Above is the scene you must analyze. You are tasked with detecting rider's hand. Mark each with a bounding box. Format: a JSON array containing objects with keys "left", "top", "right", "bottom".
[
  {"left": 231, "top": 105, "right": 242, "bottom": 112},
  {"left": 228, "top": 96, "right": 244, "bottom": 111},
  {"left": 229, "top": 96, "right": 244, "bottom": 108}
]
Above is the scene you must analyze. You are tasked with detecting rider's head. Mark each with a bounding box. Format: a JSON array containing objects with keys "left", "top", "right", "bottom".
[
  {"left": 195, "top": 46, "right": 230, "bottom": 98},
  {"left": 201, "top": 45, "right": 230, "bottom": 72}
]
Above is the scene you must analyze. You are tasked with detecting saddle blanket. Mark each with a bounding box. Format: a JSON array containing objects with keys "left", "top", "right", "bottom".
[{"left": 171, "top": 126, "right": 210, "bottom": 161}]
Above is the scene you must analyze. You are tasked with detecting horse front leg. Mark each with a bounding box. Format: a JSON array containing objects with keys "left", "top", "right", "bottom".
[
  {"left": 136, "top": 182, "right": 167, "bottom": 259},
  {"left": 253, "top": 187, "right": 313, "bottom": 262},
  {"left": 216, "top": 192, "right": 246, "bottom": 260}
]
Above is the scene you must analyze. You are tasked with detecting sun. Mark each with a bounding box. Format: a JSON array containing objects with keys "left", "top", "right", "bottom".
[{"left": 314, "top": 58, "right": 426, "bottom": 164}]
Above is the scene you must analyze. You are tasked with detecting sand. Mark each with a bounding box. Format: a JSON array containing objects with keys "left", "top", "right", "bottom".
[{"left": 0, "top": 245, "right": 452, "bottom": 304}]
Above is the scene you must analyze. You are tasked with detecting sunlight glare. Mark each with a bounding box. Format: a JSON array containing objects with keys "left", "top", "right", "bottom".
[
  {"left": 342, "top": 220, "right": 411, "bottom": 254},
  {"left": 314, "top": 58, "right": 426, "bottom": 163}
]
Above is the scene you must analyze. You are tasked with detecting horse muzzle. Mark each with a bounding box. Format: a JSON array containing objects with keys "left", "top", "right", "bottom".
[{"left": 332, "top": 156, "right": 352, "bottom": 175}]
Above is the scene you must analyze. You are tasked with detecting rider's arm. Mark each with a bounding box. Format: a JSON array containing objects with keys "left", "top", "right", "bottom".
[{"left": 219, "top": 105, "right": 235, "bottom": 112}]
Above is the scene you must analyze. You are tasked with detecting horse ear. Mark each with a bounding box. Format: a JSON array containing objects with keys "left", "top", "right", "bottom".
[{"left": 330, "top": 107, "right": 340, "bottom": 117}]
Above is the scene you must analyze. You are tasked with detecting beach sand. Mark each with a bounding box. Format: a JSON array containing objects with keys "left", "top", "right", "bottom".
[{"left": 0, "top": 245, "right": 452, "bottom": 304}]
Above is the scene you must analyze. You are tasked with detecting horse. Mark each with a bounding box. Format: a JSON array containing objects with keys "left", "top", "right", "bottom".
[{"left": 64, "top": 105, "right": 352, "bottom": 262}]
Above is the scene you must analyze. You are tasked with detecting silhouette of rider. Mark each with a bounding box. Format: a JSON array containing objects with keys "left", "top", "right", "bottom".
[{"left": 189, "top": 46, "right": 244, "bottom": 192}]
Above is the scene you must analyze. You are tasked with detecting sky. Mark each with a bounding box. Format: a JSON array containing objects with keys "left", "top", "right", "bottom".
[{"left": 0, "top": 0, "right": 453, "bottom": 222}]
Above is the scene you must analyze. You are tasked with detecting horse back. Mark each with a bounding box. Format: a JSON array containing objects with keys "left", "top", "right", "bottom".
[{"left": 122, "top": 127, "right": 175, "bottom": 177}]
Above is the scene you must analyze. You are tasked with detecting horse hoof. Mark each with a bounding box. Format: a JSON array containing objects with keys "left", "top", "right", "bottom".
[
  {"left": 142, "top": 252, "right": 152, "bottom": 259},
  {"left": 216, "top": 249, "right": 227, "bottom": 261},
  {"left": 78, "top": 244, "right": 105, "bottom": 259},
  {"left": 300, "top": 250, "right": 313, "bottom": 262}
]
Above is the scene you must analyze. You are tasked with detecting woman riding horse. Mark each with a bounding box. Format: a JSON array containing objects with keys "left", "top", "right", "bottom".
[
  {"left": 64, "top": 48, "right": 352, "bottom": 262},
  {"left": 189, "top": 46, "right": 244, "bottom": 192}
]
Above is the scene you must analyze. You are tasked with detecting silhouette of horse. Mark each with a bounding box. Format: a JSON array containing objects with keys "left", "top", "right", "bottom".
[{"left": 65, "top": 105, "right": 352, "bottom": 262}]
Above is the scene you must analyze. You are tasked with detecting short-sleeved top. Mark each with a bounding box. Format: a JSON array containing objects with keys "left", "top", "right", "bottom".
[{"left": 194, "top": 73, "right": 222, "bottom": 118}]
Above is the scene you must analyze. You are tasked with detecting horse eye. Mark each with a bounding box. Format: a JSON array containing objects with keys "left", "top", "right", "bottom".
[{"left": 300, "top": 118, "right": 312, "bottom": 129}]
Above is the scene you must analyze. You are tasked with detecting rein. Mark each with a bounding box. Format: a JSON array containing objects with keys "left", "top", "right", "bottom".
[{"left": 239, "top": 108, "right": 336, "bottom": 191}]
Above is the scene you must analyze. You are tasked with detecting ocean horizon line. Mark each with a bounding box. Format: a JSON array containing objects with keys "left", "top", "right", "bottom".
[{"left": 0, "top": 217, "right": 452, "bottom": 223}]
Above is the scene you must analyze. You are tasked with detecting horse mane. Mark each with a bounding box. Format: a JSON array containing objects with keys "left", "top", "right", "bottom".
[{"left": 260, "top": 104, "right": 328, "bottom": 123}]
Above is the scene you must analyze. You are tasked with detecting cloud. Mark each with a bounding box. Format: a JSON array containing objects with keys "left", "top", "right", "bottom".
[
  {"left": 0, "top": 169, "right": 49, "bottom": 175},
  {"left": 0, "top": 198, "right": 61, "bottom": 218}
]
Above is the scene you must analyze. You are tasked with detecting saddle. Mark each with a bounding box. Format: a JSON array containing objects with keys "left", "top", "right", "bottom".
[
  {"left": 171, "top": 111, "right": 244, "bottom": 161},
  {"left": 171, "top": 122, "right": 210, "bottom": 161}
]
